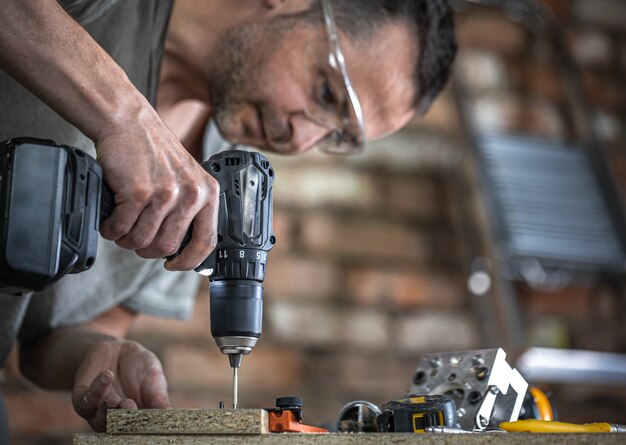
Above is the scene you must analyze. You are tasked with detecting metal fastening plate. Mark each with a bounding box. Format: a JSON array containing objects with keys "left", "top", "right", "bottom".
[{"left": 407, "top": 348, "right": 528, "bottom": 430}]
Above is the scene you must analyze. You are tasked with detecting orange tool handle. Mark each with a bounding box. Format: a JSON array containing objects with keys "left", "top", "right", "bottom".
[
  {"left": 269, "top": 411, "right": 328, "bottom": 433},
  {"left": 529, "top": 387, "right": 554, "bottom": 421}
]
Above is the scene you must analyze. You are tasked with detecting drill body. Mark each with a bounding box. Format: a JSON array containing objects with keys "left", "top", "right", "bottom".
[
  {"left": 0, "top": 139, "right": 275, "bottom": 405},
  {"left": 195, "top": 150, "right": 275, "bottom": 386}
]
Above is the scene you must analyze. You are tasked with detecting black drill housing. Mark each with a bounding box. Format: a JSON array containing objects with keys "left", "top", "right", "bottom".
[
  {"left": 0, "top": 138, "right": 274, "bottom": 356},
  {"left": 197, "top": 150, "right": 275, "bottom": 344}
]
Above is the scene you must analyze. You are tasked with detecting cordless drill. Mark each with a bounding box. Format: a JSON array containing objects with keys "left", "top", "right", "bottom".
[{"left": 0, "top": 137, "right": 275, "bottom": 408}]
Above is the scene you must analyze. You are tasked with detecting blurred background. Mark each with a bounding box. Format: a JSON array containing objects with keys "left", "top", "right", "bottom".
[{"left": 2, "top": 0, "right": 626, "bottom": 443}]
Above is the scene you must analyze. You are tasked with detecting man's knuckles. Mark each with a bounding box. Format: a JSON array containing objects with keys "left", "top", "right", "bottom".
[{"left": 121, "top": 228, "right": 161, "bottom": 250}]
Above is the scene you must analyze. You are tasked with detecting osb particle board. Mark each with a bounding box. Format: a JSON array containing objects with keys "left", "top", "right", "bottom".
[{"left": 106, "top": 409, "right": 268, "bottom": 435}]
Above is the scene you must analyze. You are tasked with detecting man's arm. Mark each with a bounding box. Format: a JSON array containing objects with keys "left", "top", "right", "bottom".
[
  {"left": 18, "top": 306, "right": 169, "bottom": 432},
  {"left": 0, "top": 0, "right": 218, "bottom": 270}
]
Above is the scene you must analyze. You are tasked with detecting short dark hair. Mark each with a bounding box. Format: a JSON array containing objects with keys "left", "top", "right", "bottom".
[{"left": 316, "top": 0, "right": 457, "bottom": 114}]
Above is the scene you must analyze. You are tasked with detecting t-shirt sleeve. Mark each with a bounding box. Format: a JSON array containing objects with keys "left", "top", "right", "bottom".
[{"left": 121, "top": 265, "right": 200, "bottom": 320}]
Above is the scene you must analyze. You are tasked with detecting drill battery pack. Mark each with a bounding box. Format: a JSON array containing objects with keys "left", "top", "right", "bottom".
[{"left": 0, "top": 138, "right": 105, "bottom": 294}]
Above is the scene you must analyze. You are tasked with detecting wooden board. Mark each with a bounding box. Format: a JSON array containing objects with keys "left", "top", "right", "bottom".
[
  {"left": 106, "top": 409, "right": 268, "bottom": 435},
  {"left": 75, "top": 432, "right": 626, "bottom": 445}
]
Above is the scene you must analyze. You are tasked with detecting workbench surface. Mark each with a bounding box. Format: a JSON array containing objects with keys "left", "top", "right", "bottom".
[{"left": 74, "top": 432, "right": 626, "bottom": 444}]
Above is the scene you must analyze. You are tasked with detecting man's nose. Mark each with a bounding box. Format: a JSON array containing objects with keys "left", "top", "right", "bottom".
[{"left": 287, "top": 113, "right": 332, "bottom": 154}]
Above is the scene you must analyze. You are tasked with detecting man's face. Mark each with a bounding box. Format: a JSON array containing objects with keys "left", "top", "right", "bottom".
[{"left": 205, "top": 13, "right": 416, "bottom": 155}]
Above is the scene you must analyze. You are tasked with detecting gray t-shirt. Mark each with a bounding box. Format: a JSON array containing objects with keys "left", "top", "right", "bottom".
[{"left": 0, "top": 0, "right": 200, "bottom": 365}]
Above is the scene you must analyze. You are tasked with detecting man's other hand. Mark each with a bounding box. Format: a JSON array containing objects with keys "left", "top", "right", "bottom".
[
  {"left": 97, "top": 108, "right": 219, "bottom": 271},
  {"left": 72, "top": 339, "right": 170, "bottom": 432}
]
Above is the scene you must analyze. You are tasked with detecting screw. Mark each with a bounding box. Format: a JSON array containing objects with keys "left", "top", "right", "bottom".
[
  {"left": 429, "top": 358, "right": 442, "bottom": 369},
  {"left": 479, "top": 416, "right": 489, "bottom": 427}
]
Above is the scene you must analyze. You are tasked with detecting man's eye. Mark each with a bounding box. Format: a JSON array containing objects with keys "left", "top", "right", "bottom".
[{"left": 319, "top": 79, "right": 337, "bottom": 107}]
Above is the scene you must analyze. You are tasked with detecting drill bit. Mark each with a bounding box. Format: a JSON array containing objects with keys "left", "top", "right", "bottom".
[
  {"left": 232, "top": 367, "right": 238, "bottom": 409},
  {"left": 228, "top": 353, "right": 243, "bottom": 410}
]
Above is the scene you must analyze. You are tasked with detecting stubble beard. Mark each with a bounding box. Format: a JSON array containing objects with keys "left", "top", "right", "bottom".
[
  {"left": 203, "top": 18, "right": 299, "bottom": 150},
  {"left": 204, "top": 22, "right": 274, "bottom": 144}
]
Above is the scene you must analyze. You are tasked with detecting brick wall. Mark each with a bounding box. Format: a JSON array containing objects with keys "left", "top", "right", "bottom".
[{"left": 3, "top": 0, "right": 626, "bottom": 442}]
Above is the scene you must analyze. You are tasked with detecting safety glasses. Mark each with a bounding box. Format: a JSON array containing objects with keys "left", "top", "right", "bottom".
[{"left": 313, "top": 0, "right": 366, "bottom": 155}]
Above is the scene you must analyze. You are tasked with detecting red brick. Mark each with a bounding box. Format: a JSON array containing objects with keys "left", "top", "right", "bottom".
[
  {"left": 393, "top": 311, "right": 480, "bottom": 353},
  {"left": 407, "top": 87, "right": 460, "bottom": 133},
  {"left": 457, "top": 12, "right": 529, "bottom": 55},
  {"left": 300, "top": 214, "right": 428, "bottom": 265},
  {"left": 582, "top": 71, "right": 625, "bottom": 112},
  {"left": 271, "top": 209, "right": 293, "bottom": 252},
  {"left": 264, "top": 255, "right": 340, "bottom": 300},
  {"left": 340, "top": 311, "right": 389, "bottom": 350},
  {"left": 542, "top": 0, "right": 570, "bottom": 19},
  {"left": 302, "top": 353, "right": 417, "bottom": 404},
  {"left": 456, "top": 50, "right": 508, "bottom": 94},
  {"left": 384, "top": 176, "right": 440, "bottom": 220},
  {"left": 273, "top": 165, "right": 375, "bottom": 210},
  {"left": 237, "top": 344, "right": 304, "bottom": 394},
  {"left": 164, "top": 342, "right": 304, "bottom": 392},
  {"left": 345, "top": 129, "right": 459, "bottom": 172},
  {"left": 346, "top": 268, "right": 464, "bottom": 309},
  {"left": 163, "top": 344, "right": 228, "bottom": 390},
  {"left": 266, "top": 302, "right": 389, "bottom": 350},
  {"left": 522, "top": 285, "right": 593, "bottom": 319},
  {"left": 569, "top": 29, "right": 613, "bottom": 67},
  {"left": 471, "top": 95, "right": 565, "bottom": 139},
  {"left": 522, "top": 62, "right": 565, "bottom": 103}
]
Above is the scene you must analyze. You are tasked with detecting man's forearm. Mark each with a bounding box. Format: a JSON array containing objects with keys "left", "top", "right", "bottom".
[
  {"left": 19, "top": 327, "right": 119, "bottom": 390},
  {"left": 0, "top": 0, "right": 152, "bottom": 142}
]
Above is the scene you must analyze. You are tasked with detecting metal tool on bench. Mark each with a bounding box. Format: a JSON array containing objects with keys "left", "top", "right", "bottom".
[
  {"left": 377, "top": 396, "right": 458, "bottom": 433},
  {"left": 336, "top": 396, "right": 458, "bottom": 433},
  {"left": 0, "top": 138, "right": 276, "bottom": 410},
  {"left": 408, "top": 348, "right": 528, "bottom": 430}
]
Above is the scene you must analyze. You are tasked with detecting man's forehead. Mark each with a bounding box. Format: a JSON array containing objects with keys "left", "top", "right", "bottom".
[{"left": 342, "top": 21, "right": 417, "bottom": 139}]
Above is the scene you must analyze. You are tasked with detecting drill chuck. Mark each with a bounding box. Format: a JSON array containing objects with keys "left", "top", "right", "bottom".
[{"left": 210, "top": 280, "right": 262, "bottom": 355}]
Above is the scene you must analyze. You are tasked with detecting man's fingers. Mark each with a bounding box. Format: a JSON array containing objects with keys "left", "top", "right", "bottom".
[
  {"left": 100, "top": 200, "right": 145, "bottom": 242},
  {"left": 165, "top": 203, "right": 218, "bottom": 271},
  {"left": 104, "top": 392, "right": 123, "bottom": 407},
  {"left": 115, "top": 199, "right": 175, "bottom": 252},
  {"left": 72, "top": 369, "right": 114, "bottom": 418},
  {"left": 143, "top": 368, "right": 171, "bottom": 409},
  {"left": 120, "top": 398, "right": 138, "bottom": 409},
  {"left": 134, "top": 208, "right": 193, "bottom": 260}
]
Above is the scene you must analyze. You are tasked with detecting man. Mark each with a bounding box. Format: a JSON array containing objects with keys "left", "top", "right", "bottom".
[{"left": 0, "top": 0, "right": 456, "bottom": 434}]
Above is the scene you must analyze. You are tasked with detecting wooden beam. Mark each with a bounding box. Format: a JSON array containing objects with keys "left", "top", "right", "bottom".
[{"left": 106, "top": 409, "right": 268, "bottom": 435}]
